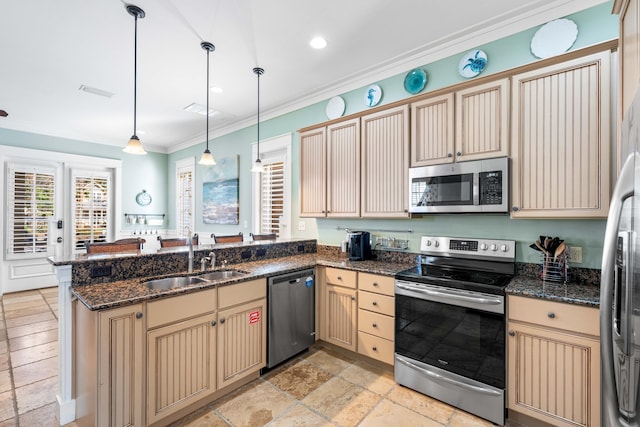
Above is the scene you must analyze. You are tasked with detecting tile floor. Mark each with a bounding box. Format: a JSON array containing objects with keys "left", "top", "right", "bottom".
[{"left": 0, "top": 288, "right": 521, "bottom": 427}]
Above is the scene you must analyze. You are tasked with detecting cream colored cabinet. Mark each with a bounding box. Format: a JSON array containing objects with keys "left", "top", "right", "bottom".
[
  {"left": 217, "top": 279, "right": 267, "bottom": 388},
  {"left": 299, "top": 127, "right": 327, "bottom": 217},
  {"left": 75, "top": 302, "right": 144, "bottom": 427},
  {"left": 357, "top": 272, "right": 395, "bottom": 365},
  {"left": 511, "top": 51, "right": 611, "bottom": 218},
  {"left": 411, "top": 78, "right": 509, "bottom": 167},
  {"left": 361, "top": 105, "right": 410, "bottom": 218},
  {"left": 320, "top": 267, "right": 358, "bottom": 351},
  {"left": 507, "top": 296, "right": 600, "bottom": 427},
  {"left": 146, "top": 289, "right": 217, "bottom": 424}
]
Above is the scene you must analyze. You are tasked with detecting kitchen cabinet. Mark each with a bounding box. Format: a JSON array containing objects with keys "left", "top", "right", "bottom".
[
  {"left": 217, "top": 279, "right": 267, "bottom": 388},
  {"left": 146, "top": 289, "right": 217, "bottom": 424},
  {"left": 299, "top": 127, "right": 327, "bottom": 217},
  {"left": 357, "top": 272, "right": 395, "bottom": 365},
  {"left": 511, "top": 51, "right": 611, "bottom": 218},
  {"left": 75, "top": 302, "right": 144, "bottom": 427},
  {"left": 361, "top": 105, "right": 410, "bottom": 218},
  {"left": 320, "top": 267, "right": 358, "bottom": 351},
  {"left": 410, "top": 78, "right": 509, "bottom": 167},
  {"left": 507, "top": 296, "right": 600, "bottom": 427},
  {"left": 614, "top": 0, "right": 640, "bottom": 173}
]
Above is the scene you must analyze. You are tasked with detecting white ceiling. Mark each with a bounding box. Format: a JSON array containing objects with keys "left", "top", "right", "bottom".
[{"left": 0, "top": 0, "right": 609, "bottom": 153}]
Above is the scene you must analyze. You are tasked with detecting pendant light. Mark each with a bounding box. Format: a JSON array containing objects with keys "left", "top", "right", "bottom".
[
  {"left": 123, "top": 4, "right": 147, "bottom": 155},
  {"left": 251, "top": 67, "right": 265, "bottom": 173},
  {"left": 198, "top": 41, "right": 216, "bottom": 166}
]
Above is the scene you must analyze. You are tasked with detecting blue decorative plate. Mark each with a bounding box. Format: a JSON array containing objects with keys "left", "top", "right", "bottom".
[
  {"left": 458, "top": 49, "right": 488, "bottom": 78},
  {"left": 404, "top": 68, "right": 427, "bottom": 94},
  {"left": 364, "top": 84, "right": 382, "bottom": 107}
]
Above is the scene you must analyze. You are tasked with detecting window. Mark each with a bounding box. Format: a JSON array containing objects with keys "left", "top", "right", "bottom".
[
  {"left": 72, "top": 172, "right": 111, "bottom": 251},
  {"left": 176, "top": 157, "right": 195, "bottom": 234},
  {"left": 259, "top": 161, "right": 285, "bottom": 235},
  {"left": 6, "top": 165, "right": 56, "bottom": 258}
]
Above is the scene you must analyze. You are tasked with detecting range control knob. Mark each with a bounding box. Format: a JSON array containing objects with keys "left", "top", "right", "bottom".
[
  {"left": 480, "top": 243, "right": 488, "bottom": 251},
  {"left": 434, "top": 241, "right": 440, "bottom": 248},
  {"left": 425, "top": 240, "right": 432, "bottom": 247},
  {"left": 500, "top": 244, "right": 509, "bottom": 252},
  {"left": 490, "top": 244, "right": 498, "bottom": 251}
]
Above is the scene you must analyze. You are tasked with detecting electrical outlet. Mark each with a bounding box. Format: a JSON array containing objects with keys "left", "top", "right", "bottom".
[
  {"left": 567, "top": 246, "right": 583, "bottom": 264},
  {"left": 298, "top": 220, "right": 306, "bottom": 231}
]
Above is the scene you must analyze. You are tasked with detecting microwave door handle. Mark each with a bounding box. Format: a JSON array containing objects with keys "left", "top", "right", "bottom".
[
  {"left": 473, "top": 173, "right": 480, "bottom": 205},
  {"left": 601, "top": 152, "right": 637, "bottom": 427}
]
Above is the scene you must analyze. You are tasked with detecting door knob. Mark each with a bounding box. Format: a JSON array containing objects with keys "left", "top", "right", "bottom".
[
  {"left": 220, "top": 318, "right": 225, "bottom": 324},
  {"left": 135, "top": 312, "right": 143, "bottom": 319},
  {"left": 211, "top": 320, "right": 217, "bottom": 326}
]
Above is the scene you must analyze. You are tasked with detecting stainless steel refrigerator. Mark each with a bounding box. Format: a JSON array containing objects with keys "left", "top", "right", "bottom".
[{"left": 601, "top": 89, "right": 640, "bottom": 426}]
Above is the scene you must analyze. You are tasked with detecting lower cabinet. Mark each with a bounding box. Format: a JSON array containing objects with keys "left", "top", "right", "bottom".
[
  {"left": 321, "top": 267, "right": 358, "bottom": 352},
  {"left": 507, "top": 296, "right": 600, "bottom": 427}
]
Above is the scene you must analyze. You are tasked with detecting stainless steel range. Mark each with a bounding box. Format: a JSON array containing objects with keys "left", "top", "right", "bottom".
[{"left": 394, "top": 235, "right": 515, "bottom": 426}]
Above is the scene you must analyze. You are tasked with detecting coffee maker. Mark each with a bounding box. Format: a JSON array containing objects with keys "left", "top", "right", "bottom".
[{"left": 348, "top": 231, "right": 372, "bottom": 261}]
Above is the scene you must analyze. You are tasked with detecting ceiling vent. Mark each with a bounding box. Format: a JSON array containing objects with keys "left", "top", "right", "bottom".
[{"left": 184, "top": 102, "right": 219, "bottom": 116}]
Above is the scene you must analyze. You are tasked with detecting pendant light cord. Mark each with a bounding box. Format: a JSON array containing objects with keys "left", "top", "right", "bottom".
[
  {"left": 206, "top": 47, "right": 210, "bottom": 150},
  {"left": 253, "top": 67, "right": 264, "bottom": 159},
  {"left": 133, "top": 11, "right": 138, "bottom": 136}
]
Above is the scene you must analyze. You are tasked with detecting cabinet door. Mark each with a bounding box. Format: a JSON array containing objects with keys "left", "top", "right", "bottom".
[
  {"left": 508, "top": 322, "right": 600, "bottom": 427},
  {"left": 411, "top": 93, "right": 455, "bottom": 166},
  {"left": 511, "top": 51, "right": 611, "bottom": 218},
  {"left": 323, "top": 284, "right": 357, "bottom": 352},
  {"left": 299, "top": 127, "right": 327, "bottom": 217},
  {"left": 146, "top": 314, "right": 217, "bottom": 425},
  {"left": 217, "top": 298, "right": 266, "bottom": 388},
  {"left": 361, "top": 105, "right": 410, "bottom": 218},
  {"left": 327, "top": 118, "right": 360, "bottom": 217},
  {"left": 98, "top": 304, "right": 144, "bottom": 427},
  {"left": 455, "top": 78, "right": 509, "bottom": 161}
]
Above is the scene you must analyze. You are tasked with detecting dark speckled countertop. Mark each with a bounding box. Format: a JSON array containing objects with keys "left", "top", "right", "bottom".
[
  {"left": 506, "top": 276, "right": 600, "bottom": 307},
  {"left": 72, "top": 253, "right": 415, "bottom": 311}
]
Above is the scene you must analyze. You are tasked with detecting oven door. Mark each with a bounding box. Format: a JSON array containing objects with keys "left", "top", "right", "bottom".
[{"left": 395, "top": 280, "right": 505, "bottom": 389}]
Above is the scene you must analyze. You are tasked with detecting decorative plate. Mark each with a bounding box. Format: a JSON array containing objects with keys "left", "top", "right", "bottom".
[
  {"left": 135, "top": 189, "right": 152, "bottom": 206},
  {"left": 404, "top": 68, "right": 428, "bottom": 94},
  {"left": 326, "top": 96, "right": 346, "bottom": 119},
  {"left": 531, "top": 18, "right": 578, "bottom": 59},
  {"left": 458, "top": 49, "right": 488, "bottom": 78},
  {"left": 364, "top": 84, "right": 382, "bottom": 107}
]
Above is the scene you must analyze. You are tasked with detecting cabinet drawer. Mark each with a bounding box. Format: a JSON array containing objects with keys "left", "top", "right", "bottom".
[
  {"left": 508, "top": 295, "right": 599, "bottom": 336},
  {"left": 147, "top": 288, "right": 216, "bottom": 329},
  {"left": 357, "top": 332, "right": 394, "bottom": 365},
  {"left": 358, "top": 273, "right": 394, "bottom": 296},
  {"left": 358, "top": 309, "right": 394, "bottom": 340},
  {"left": 219, "top": 279, "right": 266, "bottom": 309},
  {"left": 358, "top": 291, "right": 394, "bottom": 316},
  {"left": 325, "top": 268, "right": 357, "bottom": 288}
]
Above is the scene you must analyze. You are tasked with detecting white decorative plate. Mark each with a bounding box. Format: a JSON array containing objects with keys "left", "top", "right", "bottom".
[
  {"left": 326, "top": 96, "right": 346, "bottom": 119},
  {"left": 458, "top": 49, "right": 488, "bottom": 78},
  {"left": 364, "top": 84, "right": 382, "bottom": 107},
  {"left": 531, "top": 18, "right": 578, "bottom": 59}
]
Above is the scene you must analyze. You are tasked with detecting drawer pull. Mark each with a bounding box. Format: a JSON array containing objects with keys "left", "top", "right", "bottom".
[
  {"left": 372, "top": 323, "right": 377, "bottom": 328},
  {"left": 508, "top": 330, "right": 515, "bottom": 336},
  {"left": 220, "top": 318, "right": 225, "bottom": 324},
  {"left": 136, "top": 312, "right": 143, "bottom": 319},
  {"left": 373, "top": 282, "right": 379, "bottom": 287},
  {"left": 372, "top": 301, "right": 378, "bottom": 306},
  {"left": 351, "top": 296, "right": 356, "bottom": 301},
  {"left": 211, "top": 320, "right": 217, "bottom": 327},
  {"left": 372, "top": 346, "right": 378, "bottom": 351},
  {"left": 337, "top": 276, "right": 342, "bottom": 280},
  {"left": 547, "top": 312, "right": 556, "bottom": 319}
]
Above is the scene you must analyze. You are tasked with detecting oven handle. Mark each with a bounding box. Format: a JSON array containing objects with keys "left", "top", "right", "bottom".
[
  {"left": 396, "top": 356, "right": 502, "bottom": 397},
  {"left": 396, "top": 282, "right": 502, "bottom": 306}
]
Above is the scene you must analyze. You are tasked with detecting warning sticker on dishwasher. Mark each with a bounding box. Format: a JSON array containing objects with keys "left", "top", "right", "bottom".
[{"left": 249, "top": 310, "right": 261, "bottom": 324}]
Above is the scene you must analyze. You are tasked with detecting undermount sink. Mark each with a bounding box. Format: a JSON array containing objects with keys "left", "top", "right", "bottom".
[
  {"left": 199, "top": 270, "right": 248, "bottom": 281},
  {"left": 144, "top": 276, "right": 207, "bottom": 290}
]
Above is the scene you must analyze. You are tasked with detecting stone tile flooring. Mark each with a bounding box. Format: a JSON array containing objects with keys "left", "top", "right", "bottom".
[{"left": 0, "top": 288, "right": 521, "bottom": 427}]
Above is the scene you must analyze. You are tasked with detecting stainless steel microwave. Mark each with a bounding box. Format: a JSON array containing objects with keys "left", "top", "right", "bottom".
[{"left": 408, "top": 157, "right": 509, "bottom": 214}]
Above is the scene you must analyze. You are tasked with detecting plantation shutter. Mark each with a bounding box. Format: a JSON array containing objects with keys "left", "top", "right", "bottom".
[
  {"left": 6, "top": 165, "right": 55, "bottom": 257},
  {"left": 177, "top": 163, "right": 194, "bottom": 234},
  {"left": 73, "top": 174, "right": 110, "bottom": 251},
  {"left": 260, "top": 161, "right": 284, "bottom": 235}
]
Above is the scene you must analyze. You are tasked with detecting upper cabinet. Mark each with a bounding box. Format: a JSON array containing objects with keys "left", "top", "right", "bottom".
[
  {"left": 361, "top": 105, "right": 410, "bottom": 218},
  {"left": 299, "top": 127, "right": 326, "bottom": 217},
  {"left": 327, "top": 118, "right": 361, "bottom": 218},
  {"left": 511, "top": 51, "right": 611, "bottom": 218},
  {"left": 410, "top": 78, "right": 509, "bottom": 167}
]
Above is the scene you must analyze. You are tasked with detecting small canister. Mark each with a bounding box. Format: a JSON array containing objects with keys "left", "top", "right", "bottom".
[{"left": 341, "top": 240, "right": 349, "bottom": 253}]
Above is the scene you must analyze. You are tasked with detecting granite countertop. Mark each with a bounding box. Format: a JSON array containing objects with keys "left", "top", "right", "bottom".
[
  {"left": 72, "top": 253, "right": 415, "bottom": 311},
  {"left": 506, "top": 275, "right": 600, "bottom": 308}
]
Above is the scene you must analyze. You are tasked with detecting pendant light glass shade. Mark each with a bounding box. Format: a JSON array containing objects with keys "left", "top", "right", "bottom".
[
  {"left": 123, "top": 4, "right": 147, "bottom": 155},
  {"left": 198, "top": 42, "right": 216, "bottom": 166},
  {"left": 252, "top": 67, "right": 265, "bottom": 173}
]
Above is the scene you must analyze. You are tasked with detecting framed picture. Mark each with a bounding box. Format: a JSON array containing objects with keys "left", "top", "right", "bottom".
[{"left": 202, "top": 155, "right": 239, "bottom": 224}]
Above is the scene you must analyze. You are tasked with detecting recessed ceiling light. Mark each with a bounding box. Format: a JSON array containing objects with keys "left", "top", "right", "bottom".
[
  {"left": 210, "top": 86, "right": 223, "bottom": 94},
  {"left": 310, "top": 37, "right": 327, "bottom": 49},
  {"left": 79, "top": 84, "right": 114, "bottom": 98},
  {"left": 184, "top": 102, "right": 220, "bottom": 116}
]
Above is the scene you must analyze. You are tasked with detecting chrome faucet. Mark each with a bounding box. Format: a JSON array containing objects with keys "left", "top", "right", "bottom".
[
  {"left": 185, "top": 227, "right": 194, "bottom": 274},
  {"left": 221, "top": 260, "right": 228, "bottom": 271},
  {"left": 209, "top": 252, "right": 216, "bottom": 270},
  {"left": 201, "top": 252, "right": 216, "bottom": 272}
]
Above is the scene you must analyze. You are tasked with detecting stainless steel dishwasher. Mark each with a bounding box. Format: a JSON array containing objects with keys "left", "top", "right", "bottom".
[{"left": 267, "top": 268, "right": 315, "bottom": 368}]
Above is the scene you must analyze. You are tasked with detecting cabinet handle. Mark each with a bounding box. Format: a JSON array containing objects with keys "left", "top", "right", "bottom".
[
  {"left": 372, "top": 323, "right": 377, "bottom": 328},
  {"left": 322, "top": 210, "right": 326, "bottom": 213},
  {"left": 372, "top": 301, "right": 378, "bottom": 306},
  {"left": 372, "top": 346, "right": 378, "bottom": 351},
  {"left": 351, "top": 296, "right": 356, "bottom": 301},
  {"left": 447, "top": 153, "right": 453, "bottom": 158},
  {"left": 512, "top": 206, "right": 520, "bottom": 212},
  {"left": 211, "top": 320, "right": 217, "bottom": 327},
  {"left": 220, "top": 318, "right": 226, "bottom": 324},
  {"left": 135, "top": 312, "right": 143, "bottom": 319},
  {"left": 337, "top": 276, "right": 342, "bottom": 280},
  {"left": 372, "top": 282, "right": 379, "bottom": 287},
  {"left": 508, "top": 330, "right": 515, "bottom": 336},
  {"left": 456, "top": 151, "right": 462, "bottom": 156},
  {"left": 547, "top": 312, "right": 555, "bottom": 319}
]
